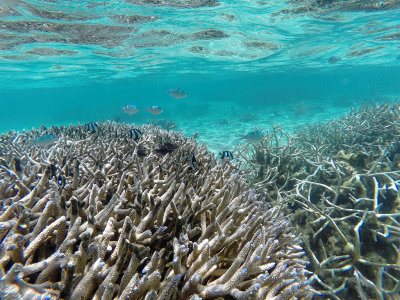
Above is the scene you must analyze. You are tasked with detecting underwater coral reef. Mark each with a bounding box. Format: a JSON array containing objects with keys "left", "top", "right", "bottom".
[
  {"left": 237, "top": 102, "right": 400, "bottom": 299},
  {"left": 0, "top": 122, "right": 309, "bottom": 299}
]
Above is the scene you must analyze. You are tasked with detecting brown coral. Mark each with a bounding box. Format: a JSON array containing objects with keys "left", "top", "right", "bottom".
[
  {"left": 0, "top": 122, "right": 309, "bottom": 299},
  {"left": 237, "top": 102, "right": 400, "bottom": 299}
]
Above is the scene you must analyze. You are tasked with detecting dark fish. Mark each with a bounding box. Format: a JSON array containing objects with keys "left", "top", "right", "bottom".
[
  {"left": 49, "top": 164, "right": 57, "bottom": 179},
  {"left": 57, "top": 175, "right": 66, "bottom": 191},
  {"left": 220, "top": 151, "right": 234, "bottom": 160},
  {"left": 13, "top": 158, "right": 22, "bottom": 173},
  {"left": 114, "top": 115, "right": 120, "bottom": 123},
  {"left": 154, "top": 142, "right": 177, "bottom": 155},
  {"left": 328, "top": 56, "right": 341, "bottom": 64},
  {"left": 137, "top": 145, "right": 147, "bottom": 157},
  {"left": 388, "top": 140, "right": 400, "bottom": 161},
  {"left": 190, "top": 152, "right": 197, "bottom": 168},
  {"left": 85, "top": 122, "right": 99, "bottom": 133},
  {"left": 167, "top": 87, "right": 187, "bottom": 99},
  {"left": 129, "top": 128, "right": 142, "bottom": 141},
  {"left": 0, "top": 159, "right": 9, "bottom": 168}
]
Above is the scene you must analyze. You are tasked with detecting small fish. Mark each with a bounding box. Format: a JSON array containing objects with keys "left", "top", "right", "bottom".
[
  {"left": 145, "top": 106, "right": 163, "bottom": 114},
  {"left": 85, "top": 122, "right": 98, "bottom": 134},
  {"left": 129, "top": 128, "right": 142, "bottom": 141},
  {"left": 114, "top": 115, "right": 120, "bottom": 123},
  {"left": 31, "top": 134, "right": 57, "bottom": 147},
  {"left": 220, "top": 151, "right": 234, "bottom": 160},
  {"left": 0, "top": 159, "right": 8, "bottom": 168},
  {"left": 328, "top": 56, "right": 341, "bottom": 64},
  {"left": 51, "top": 65, "right": 63, "bottom": 70},
  {"left": 136, "top": 145, "right": 147, "bottom": 157},
  {"left": 13, "top": 158, "right": 22, "bottom": 172},
  {"left": 240, "top": 130, "right": 264, "bottom": 143},
  {"left": 190, "top": 152, "right": 197, "bottom": 168},
  {"left": 154, "top": 142, "right": 177, "bottom": 155},
  {"left": 122, "top": 104, "right": 139, "bottom": 114},
  {"left": 49, "top": 164, "right": 57, "bottom": 179},
  {"left": 56, "top": 175, "right": 66, "bottom": 191},
  {"left": 167, "top": 87, "right": 187, "bottom": 99}
]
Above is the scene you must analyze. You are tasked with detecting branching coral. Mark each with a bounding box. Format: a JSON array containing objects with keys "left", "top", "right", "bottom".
[
  {"left": 236, "top": 125, "right": 307, "bottom": 198},
  {"left": 0, "top": 122, "right": 309, "bottom": 299},
  {"left": 236, "top": 102, "right": 400, "bottom": 299}
]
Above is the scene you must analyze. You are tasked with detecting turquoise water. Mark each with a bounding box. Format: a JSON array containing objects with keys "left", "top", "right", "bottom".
[
  {"left": 1, "top": 1, "right": 400, "bottom": 299},
  {"left": 1, "top": 0, "right": 400, "bottom": 150},
  {"left": 1, "top": 66, "right": 400, "bottom": 152}
]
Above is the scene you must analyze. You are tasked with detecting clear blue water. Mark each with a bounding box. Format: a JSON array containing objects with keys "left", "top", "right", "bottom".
[
  {"left": 1, "top": 0, "right": 400, "bottom": 152},
  {"left": 1, "top": 1, "right": 400, "bottom": 298}
]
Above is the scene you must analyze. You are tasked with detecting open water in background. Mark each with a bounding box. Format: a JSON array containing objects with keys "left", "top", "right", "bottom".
[{"left": 0, "top": 0, "right": 400, "bottom": 151}]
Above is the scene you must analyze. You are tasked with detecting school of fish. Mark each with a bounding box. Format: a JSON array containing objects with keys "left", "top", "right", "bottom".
[{"left": 28, "top": 88, "right": 265, "bottom": 163}]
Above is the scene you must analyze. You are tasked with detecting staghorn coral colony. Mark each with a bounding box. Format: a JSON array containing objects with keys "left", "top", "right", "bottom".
[
  {"left": 0, "top": 122, "right": 310, "bottom": 299},
  {"left": 237, "top": 102, "right": 400, "bottom": 299}
]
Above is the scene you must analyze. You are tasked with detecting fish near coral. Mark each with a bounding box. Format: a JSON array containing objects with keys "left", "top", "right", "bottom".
[
  {"left": 49, "top": 163, "right": 57, "bottom": 179},
  {"left": 167, "top": 87, "right": 187, "bottom": 99},
  {"left": 56, "top": 175, "right": 66, "bottom": 191},
  {"left": 122, "top": 104, "right": 139, "bottom": 114},
  {"left": 220, "top": 151, "right": 234, "bottom": 160},
  {"left": 154, "top": 142, "right": 177, "bottom": 155},
  {"left": 190, "top": 152, "right": 197, "bottom": 168},
  {"left": 129, "top": 128, "right": 142, "bottom": 141},
  {"left": 0, "top": 159, "right": 8, "bottom": 168},
  {"left": 240, "top": 129, "right": 264, "bottom": 143},
  {"left": 85, "top": 122, "right": 99, "bottom": 134},
  {"left": 137, "top": 145, "right": 147, "bottom": 157},
  {"left": 145, "top": 106, "right": 163, "bottom": 114},
  {"left": 30, "top": 134, "right": 57, "bottom": 147},
  {"left": 12, "top": 157, "right": 22, "bottom": 173}
]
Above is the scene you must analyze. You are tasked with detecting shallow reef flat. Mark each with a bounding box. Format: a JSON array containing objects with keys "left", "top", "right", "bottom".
[
  {"left": 0, "top": 123, "right": 309, "bottom": 299},
  {"left": 237, "top": 102, "right": 400, "bottom": 299}
]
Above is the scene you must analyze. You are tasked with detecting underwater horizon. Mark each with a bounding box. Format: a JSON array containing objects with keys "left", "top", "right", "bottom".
[
  {"left": 2, "top": 65, "right": 400, "bottom": 153},
  {"left": 1, "top": 0, "right": 400, "bottom": 299}
]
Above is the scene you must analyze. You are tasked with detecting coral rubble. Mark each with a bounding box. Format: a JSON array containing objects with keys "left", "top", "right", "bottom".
[
  {"left": 0, "top": 122, "right": 309, "bottom": 299},
  {"left": 237, "top": 102, "right": 400, "bottom": 299}
]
